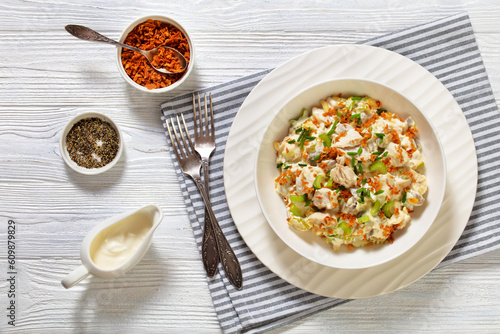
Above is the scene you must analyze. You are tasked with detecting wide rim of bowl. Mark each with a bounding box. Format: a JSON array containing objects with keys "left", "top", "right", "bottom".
[
  {"left": 59, "top": 112, "right": 124, "bottom": 175},
  {"left": 115, "top": 15, "right": 195, "bottom": 94},
  {"left": 254, "top": 77, "right": 447, "bottom": 269}
]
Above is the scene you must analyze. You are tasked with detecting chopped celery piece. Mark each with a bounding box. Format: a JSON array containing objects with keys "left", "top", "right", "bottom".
[
  {"left": 351, "top": 96, "right": 362, "bottom": 101},
  {"left": 290, "top": 194, "right": 307, "bottom": 202},
  {"left": 369, "top": 161, "right": 387, "bottom": 174},
  {"left": 290, "top": 204, "right": 302, "bottom": 216},
  {"left": 382, "top": 201, "right": 395, "bottom": 218},
  {"left": 325, "top": 177, "right": 334, "bottom": 188},
  {"left": 282, "top": 148, "right": 295, "bottom": 157},
  {"left": 318, "top": 134, "right": 331, "bottom": 148},
  {"left": 346, "top": 99, "right": 354, "bottom": 110},
  {"left": 289, "top": 108, "right": 308, "bottom": 124},
  {"left": 370, "top": 200, "right": 381, "bottom": 215},
  {"left": 288, "top": 217, "right": 311, "bottom": 231},
  {"left": 320, "top": 100, "right": 329, "bottom": 112},
  {"left": 313, "top": 174, "right": 326, "bottom": 189},
  {"left": 338, "top": 222, "right": 352, "bottom": 235},
  {"left": 358, "top": 215, "right": 370, "bottom": 224}
]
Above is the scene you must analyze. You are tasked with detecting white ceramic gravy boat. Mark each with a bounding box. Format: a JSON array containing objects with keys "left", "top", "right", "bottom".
[{"left": 62, "top": 204, "right": 164, "bottom": 289}]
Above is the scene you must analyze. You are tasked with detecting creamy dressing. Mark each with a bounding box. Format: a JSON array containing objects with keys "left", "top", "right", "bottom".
[
  {"left": 90, "top": 212, "right": 153, "bottom": 269},
  {"left": 274, "top": 94, "right": 427, "bottom": 250}
]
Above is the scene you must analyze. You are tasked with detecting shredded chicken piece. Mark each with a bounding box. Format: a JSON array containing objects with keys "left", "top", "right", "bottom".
[{"left": 330, "top": 165, "right": 357, "bottom": 188}]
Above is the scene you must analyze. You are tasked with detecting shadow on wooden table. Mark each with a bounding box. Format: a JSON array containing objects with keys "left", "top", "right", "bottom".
[{"left": 70, "top": 246, "right": 168, "bottom": 329}]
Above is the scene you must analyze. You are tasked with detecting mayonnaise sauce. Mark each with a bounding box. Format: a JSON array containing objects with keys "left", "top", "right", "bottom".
[{"left": 90, "top": 212, "right": 153, "bottom": 269}]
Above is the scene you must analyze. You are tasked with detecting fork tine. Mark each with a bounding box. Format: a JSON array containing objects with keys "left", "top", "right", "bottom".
[
  {"left": 192, "top": 93, "right": 198, "bottom": 138},
  {"left": 209, "top": 93, "right": 214, "bottom": 136},
  {"left": 198, "top": 93, "right": 205, "bottom": 136},
  {"left": 166, "top": 117, "right": 183, "bottom": 160},
  {"left": 180, "top": 113, "right": 195, "bottom": 152},
  {"left": 175, "top": 115, "right": 191, "bottom": 156},
  {"left": 204, "top": 93, "right": 209, "bottom": 136}
]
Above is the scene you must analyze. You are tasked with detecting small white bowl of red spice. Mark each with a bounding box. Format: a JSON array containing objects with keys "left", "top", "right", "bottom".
[
  {"left": 60, "top": 112, "right": 124, "bottom": 175},
  {"left": 116, "top": 15, "right": 194, "bottom": 93}
]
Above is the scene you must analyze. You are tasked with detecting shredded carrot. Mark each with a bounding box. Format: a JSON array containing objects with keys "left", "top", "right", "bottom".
[
  {"left": 316, "top": 147, "right": 338, "bottom": 163},
  {"left": 389, "top": 130, "right": 401, "bottom": 144},
  {"left": 121, "top": 19, "right": 190, "bottom": 90},
  {"left": 406, "top": 126, "right": 419, "bottom": 138},
  {"left": 338, "top": 212, "right": 357, "bottom": 225},
  {"left": 334, "top": 132, "right": 347, "bottom": 143}
]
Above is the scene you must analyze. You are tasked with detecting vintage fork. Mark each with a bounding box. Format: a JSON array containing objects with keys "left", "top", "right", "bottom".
[
  {"left": 165, "top": 114, "right": 243, "bottom": 290},
  {"left": 192, "top": 93, "right": 219, "bottom": 278}
]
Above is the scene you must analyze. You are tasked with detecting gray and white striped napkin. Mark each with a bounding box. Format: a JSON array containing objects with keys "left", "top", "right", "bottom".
[{"left": 160, "top": 13, "right": 500, "bottom": 334}]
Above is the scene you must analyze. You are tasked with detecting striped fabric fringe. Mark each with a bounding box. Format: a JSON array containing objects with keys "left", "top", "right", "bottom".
[{"left": 161, "top": 12, "right": 500, "bottom": 334}]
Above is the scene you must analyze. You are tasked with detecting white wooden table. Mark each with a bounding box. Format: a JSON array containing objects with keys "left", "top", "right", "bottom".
[{"left": 1, "top": 1, "right": 499, "bottom": 332}]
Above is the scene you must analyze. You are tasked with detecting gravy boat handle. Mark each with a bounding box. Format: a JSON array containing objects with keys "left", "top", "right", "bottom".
[{"left": 61, "top": 265, "right": 90, "bottom": 289}]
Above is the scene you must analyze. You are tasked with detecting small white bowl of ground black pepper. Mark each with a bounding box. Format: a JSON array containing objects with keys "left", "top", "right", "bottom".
[{"left": 60, "top": 112, "right": 123, "bottom": 175}]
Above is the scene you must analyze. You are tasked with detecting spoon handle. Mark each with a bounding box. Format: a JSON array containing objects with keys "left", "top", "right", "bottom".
[{"left": 65, "top": 25, "right": 145, "bottom": 55}]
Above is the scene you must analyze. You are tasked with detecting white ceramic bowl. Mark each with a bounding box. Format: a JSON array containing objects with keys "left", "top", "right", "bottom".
[
  {"left": 116, "top": 15, "right": 194, "bottom": 93},
  {"left": 255, "top": 78, "right": 447, "bottom": 269},
  {"left": 60, "top": 112, "right": 124, "bottom": 175}
]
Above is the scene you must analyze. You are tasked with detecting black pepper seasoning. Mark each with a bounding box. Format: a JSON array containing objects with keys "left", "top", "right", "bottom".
[{"left": 66, "top": 117, "right": 119, "bottom": 169}]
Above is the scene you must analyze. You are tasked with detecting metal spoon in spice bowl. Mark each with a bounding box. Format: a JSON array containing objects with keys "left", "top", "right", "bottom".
[{"left": 65, "top": 24, "right": 187, "bottom": 74}]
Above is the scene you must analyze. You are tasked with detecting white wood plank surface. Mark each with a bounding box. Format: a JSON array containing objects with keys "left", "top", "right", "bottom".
[{"left": 0, "top": 0, "right": 499, "bottom": 332}]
